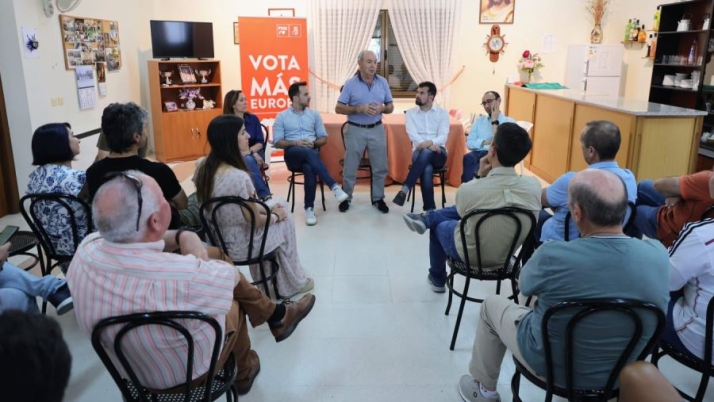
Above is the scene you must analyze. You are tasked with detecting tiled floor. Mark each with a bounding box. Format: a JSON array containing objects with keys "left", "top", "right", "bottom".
[{"left": 2, "top": 163, "right": 713, "bottom": 401}]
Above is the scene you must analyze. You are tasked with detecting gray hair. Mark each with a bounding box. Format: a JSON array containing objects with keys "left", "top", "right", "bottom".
[
  {"left": 358, "top": 50, "right": 375, "bottom": 62},
  {"left": 569, "top": 170, "right": 627, "bottom": 227},
  {"left": 92, "top": 170, "right": 162, "bottom": 243}
]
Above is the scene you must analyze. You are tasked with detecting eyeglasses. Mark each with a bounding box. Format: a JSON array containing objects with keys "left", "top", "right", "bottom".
[
  {"left": 101, "top": 172, "right": 143, "bottom": 231},
  {"left": 481, "top": 99, "right": 496, "bottom": 106}
]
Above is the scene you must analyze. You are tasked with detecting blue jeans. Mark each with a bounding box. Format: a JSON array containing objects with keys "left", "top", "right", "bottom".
[
  {"left": 426, "top": 206, "right": 464, "bottom": 286},
  {"left": 0, "top": 262, "right": 64, "bottom": 314},
  {"left": 404, "top": 148, "right": 447, "bottom": 211},
  {"left": 535, "top": 209, "right": 553, "bottom": 243},
  {"left": 244, "top": 154, "right": 271, "bottom": 199},
  {"left": 284, "top": 146, "right": 337, "bottom": 209},
  {"left": 628, "top": 180, "right": 663, "bottom": 239},
  {"left": 461, "top": 150, "right": 489, "bottom": 184}
]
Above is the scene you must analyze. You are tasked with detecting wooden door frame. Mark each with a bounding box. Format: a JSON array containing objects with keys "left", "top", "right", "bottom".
[{"left": 0, "top": 73, "right": 19, "bottom": 215}]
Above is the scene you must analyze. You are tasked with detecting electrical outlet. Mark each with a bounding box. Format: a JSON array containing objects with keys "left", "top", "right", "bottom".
[
  {"left": 58, "top": 97, "right": 64, "bottom": 106},
  {"left": 51, "top": 98, "right": 58, "bottom": 107}
]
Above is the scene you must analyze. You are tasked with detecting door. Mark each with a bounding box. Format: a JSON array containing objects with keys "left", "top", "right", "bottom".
[{"left": 0, "top": 74, "right": 19, "bottom": 216}]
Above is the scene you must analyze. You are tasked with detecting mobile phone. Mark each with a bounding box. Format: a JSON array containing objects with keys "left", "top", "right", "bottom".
[{"left": 0, "top": 225, "right": 19, "bottom": 246}]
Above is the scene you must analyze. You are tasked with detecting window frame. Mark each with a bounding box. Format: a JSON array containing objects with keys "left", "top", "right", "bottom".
[{"left": 373, "top": 10, "right": 416, "bottom": 99}]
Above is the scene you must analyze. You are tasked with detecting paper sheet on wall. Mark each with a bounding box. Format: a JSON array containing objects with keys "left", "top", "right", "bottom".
[
  {"left": 542, "top": 34, "right": 556, "bottom": 54},
  {"left": 75, "top": 66, "right": 97, "bottom": 109},
  {"left": 22, "top": 27, "right": 39, "bottom": 59}
]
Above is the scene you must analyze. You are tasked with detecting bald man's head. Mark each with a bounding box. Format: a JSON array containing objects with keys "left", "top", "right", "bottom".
[
  {"left": 568, "top": 169, "right": 628, "bottom": 227},
  {"left": 92, "top": 171, "right": 164, "bottom": 243}
]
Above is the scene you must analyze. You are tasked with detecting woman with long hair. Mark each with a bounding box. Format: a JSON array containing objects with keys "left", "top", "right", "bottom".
[
  {"left": 26, "top": 122, "right": 89, "bottom": 268},
  {"left": 195, "top": 114, "right": 313, "bottom": 299},
  {"left": 223, "top": 90, "right": 271, "bottom": 200}
]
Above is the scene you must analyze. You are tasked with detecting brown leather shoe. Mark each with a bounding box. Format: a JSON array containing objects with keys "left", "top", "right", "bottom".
[
  {"left": 269, "top": 294, "right": 316, "bottom": 342},
  {"left": 235, "top": 350, "right": 260, "bottom": 395}
]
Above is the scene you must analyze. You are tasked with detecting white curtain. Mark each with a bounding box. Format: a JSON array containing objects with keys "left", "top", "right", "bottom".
[
  {"left": 388, "top": 0, "right": 461, "bottom": 107},
  {"left": 308, "top": 0, "right": 384, "bottom": 113}
]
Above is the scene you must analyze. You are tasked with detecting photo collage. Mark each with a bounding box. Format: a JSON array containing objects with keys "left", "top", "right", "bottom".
[{"left": 60, "top": 15, "right": 122, "bottom": 71}]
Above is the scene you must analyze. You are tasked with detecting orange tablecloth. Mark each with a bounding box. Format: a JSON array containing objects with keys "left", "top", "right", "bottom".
[{"left": 320, "top": 113, "right": 467, "bottom": 187}]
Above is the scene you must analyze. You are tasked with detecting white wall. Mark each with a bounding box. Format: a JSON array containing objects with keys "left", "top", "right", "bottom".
[{"left": 1, "top": 0, "right": 664, "bottom": 196}]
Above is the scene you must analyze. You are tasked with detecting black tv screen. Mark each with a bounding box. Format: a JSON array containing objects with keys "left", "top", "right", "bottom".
[{"left": 150, "top": 20, "right": 214, "bottom": 59}]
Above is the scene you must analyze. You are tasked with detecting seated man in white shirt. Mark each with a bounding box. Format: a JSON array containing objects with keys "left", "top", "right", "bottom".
[
  {"left": 661, "top": 208, "right": 714, "bottom": 364},
  {"left": 393, "top": 81, "right": 450, "bottom": 211},
  {"left": 461, "top": 91, "right": 515, "bottom": 184}
]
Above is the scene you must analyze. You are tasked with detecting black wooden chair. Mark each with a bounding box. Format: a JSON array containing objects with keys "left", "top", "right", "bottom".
[
  {"left": 445, "top": 207, "right": 536, "bottom": 350},
  {"left": 564, "top": 201, "right": 637, "bottom": 241},
  {"left": 339, "top": 121, "right": 373, "bottom": 200},
  {"left": 652, "top": 285, "right": 714, "bottom": 401},
  {"left": 405, "top": 165, "right": 448, "bottom": 213},
  {"left": 286, "top": 164, "right": 326, "bottom": 214},
  {"left": 511, "top": 298, "right": 666, "bottom": 402},
  {"left": 91, "top": 311, "right": 238, "bottom": 402},
  {"left": 260, "top": 124, "right": 270, "bottom": 183},
  {"left": 19, "top": 193, "right": 92, "bottom": 275},
  {"left": 200, "top": 196, "right": 281, "bottom": 299}
]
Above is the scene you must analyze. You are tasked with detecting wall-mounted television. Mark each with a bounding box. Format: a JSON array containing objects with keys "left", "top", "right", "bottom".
[{"left": 150, "top": 20, "right": 214, "bottom": 59}]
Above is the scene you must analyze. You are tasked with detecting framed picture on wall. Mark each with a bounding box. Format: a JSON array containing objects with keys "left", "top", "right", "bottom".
[
  {"left": 479, "top": 0, "right": 515, "bottom": 24},
  {"left": 178, "top": 64, "right": 196, "bottom": 83},
  {"left": 268, "top": 8, "right": 295, "bottom": 17}
]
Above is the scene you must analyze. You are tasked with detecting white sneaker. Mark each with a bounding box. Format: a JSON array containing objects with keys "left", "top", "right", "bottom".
[
  {"left": 305, "top": 207, "right": 317, "bottom": 226},
  {"left": 332, "top": 186, "right": 349, "bottom": 203},
  {"left": 458, "top": 375, "right": 500, "bottom": 401}
]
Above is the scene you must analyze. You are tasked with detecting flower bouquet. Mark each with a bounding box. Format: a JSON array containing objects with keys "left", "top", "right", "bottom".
[
  {"left": 178, "top": 88, "right": 204, "bottom": 110},
  {"left": 518, "top": 50, "right": 544, "bottom": 83}
]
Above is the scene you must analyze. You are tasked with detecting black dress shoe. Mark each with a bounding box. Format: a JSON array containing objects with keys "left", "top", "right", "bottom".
[
  {"left": 372, "top": 199, "right": 389, "bottom": 213},
  {"left": 339, "top": 200, "right": 350, "bottom": 212},
  {"left": 392, "top": 191, "right": 406, "bottom": 206}
]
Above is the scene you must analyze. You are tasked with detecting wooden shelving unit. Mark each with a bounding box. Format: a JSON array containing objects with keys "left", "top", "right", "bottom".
[
  {"left": 648, "top": 0, "right": 714, "bottom": 171},
  {"left": 148, "top": 60, "right": 223, "bottom": 162}
]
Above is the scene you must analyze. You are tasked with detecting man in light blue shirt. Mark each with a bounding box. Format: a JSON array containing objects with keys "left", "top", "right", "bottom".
[
  {"left": 335, "top": 50, "right": 394, "bottom": 214},
  {"left": 462, "top": 91, "right": 515, "bottom": 184},
  {"left": 538, "top": 120, "right": 637, "bottom": 242},
  {"left": 393, "top": 81, "right": 449, "bottom": 210},
  {"left": 273, "top": 82, "right": 349, "bottom": 226}
]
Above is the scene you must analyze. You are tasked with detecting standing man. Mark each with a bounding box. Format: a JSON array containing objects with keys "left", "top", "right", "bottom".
[
  {"left": 462, "top": 91, "right": 515, "bottom": 184},
  {"left": 273, "top": 82, "right": 349, "bottom": 226},
  {"left": 335, "top": 50, "right": 394, "bottom": 213},
  {"left": 393, "top": 81, "right": 449, "bottom": 211}
]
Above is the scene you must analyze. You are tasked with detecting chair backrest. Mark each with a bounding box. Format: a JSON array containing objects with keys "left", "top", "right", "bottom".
[
  {"left": 458, "top": 207, "right": 536, "bottom": 273},
  {"left": 516, "top": 120, "right": 534, "bottom": 134},
  {"left": 541, "top": 299, "right": 665, "bottom": 400},
  {"left": 261, "top": 123, "right": 270, "bottom": 147},
  {"left": 91, "top": 311, "right": 223, "bottom": 402},
  {"left": 19, "top": 193, "right": 92, "bottom": 260},
  {"left": 564, "top": 201, "right": 636, "bottom": 241},
  {"left": 199, "top": 196, "right": 271, "bottom": 264}
]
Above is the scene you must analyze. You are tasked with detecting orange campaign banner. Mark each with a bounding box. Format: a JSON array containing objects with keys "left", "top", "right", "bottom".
[{"left": 238, "top": 17, "right": 309, "bottom": 121}]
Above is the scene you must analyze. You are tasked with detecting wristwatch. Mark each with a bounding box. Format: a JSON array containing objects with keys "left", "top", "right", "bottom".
[{"left": 491, "top": 120, "right": 499, "bottom": 125}]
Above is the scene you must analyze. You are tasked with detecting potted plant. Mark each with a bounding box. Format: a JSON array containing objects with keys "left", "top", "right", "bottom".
[
  {"left": 518, "top": 50, "right": 544, "bottom": 84},
  {"left": 178, "top": 88, "right": 204, "bottom": 111}
]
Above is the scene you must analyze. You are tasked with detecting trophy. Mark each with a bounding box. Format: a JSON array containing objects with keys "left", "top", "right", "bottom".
[
  {"left": 195, "top": 69, "right": 212, "bottom": 84},
  {"left": 160, "top": 71, "right": 173, "bottom": 86}
]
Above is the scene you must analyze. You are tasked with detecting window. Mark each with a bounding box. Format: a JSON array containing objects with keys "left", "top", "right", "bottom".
[{"left": 368, "top": 10, "right": 416, "bottom": 98}]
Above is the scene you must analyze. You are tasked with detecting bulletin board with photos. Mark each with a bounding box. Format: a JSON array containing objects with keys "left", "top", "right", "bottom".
[{"left": 59, "top": 14, "right": 122, "bottom": 71}]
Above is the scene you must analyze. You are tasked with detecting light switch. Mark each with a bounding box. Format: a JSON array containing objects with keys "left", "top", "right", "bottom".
[
  {"left": 51, "top": 98, "right": 58, "bottom": 107},
  {"left": 58, "top": 97, "right": 64, "bottom": 106}
]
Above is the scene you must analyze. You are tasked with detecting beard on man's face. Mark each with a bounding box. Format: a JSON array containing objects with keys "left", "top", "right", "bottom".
[{"left": 415, "top": 98, "right": 424, "bottom": 106}]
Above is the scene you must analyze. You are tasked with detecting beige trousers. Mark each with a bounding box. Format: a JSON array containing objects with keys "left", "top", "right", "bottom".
[{"left": 469, "top": 295, "right": 539, "bottom": 390}]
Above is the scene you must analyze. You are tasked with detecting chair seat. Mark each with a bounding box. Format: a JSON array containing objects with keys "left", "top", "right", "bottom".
[
  {"left": 8, "top": 231, "right": 40, "bottom": 256},
  {"left": 658, "top": 341, "right": 714, "bottom": 373},
  {"left": 513, "top": 357, "right": 614, "bottom": 401},
  {"left": 446, "top": 256, "right": 515, "bottom": 280},
  {"left": 123, "top": 353, "right": 237, "bottom": 402}
]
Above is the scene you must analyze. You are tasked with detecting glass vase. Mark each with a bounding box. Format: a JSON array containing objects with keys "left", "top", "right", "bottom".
[{"left": 591, "top": 23, "right": 603, "bottom": 44}]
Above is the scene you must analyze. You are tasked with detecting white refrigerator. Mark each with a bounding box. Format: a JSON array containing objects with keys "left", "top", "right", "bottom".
[{"left": 565, "top": 44, "right": 624, "bottom": 97}]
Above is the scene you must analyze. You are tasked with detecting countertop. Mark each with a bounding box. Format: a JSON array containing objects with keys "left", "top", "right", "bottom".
[{"left": 508, "top": 85, "right": 707, "bottom": 117}]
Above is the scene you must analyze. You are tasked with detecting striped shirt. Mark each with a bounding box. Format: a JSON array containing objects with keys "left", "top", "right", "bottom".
[
  {"left": 67, "top": 232, "right": 237, "bottom": 390},
  {"left": 669, "top": 219, "right": 714, "bottom": 362}
]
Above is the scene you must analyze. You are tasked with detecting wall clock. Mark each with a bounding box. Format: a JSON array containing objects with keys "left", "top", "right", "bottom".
[{"left": 484, "top": 25, "right": 507, "bottom": 66}]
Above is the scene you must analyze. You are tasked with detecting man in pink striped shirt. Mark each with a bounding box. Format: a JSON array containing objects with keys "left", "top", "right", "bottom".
[{"left": 68, "top": 171, "right": 315, "bottom": 395}]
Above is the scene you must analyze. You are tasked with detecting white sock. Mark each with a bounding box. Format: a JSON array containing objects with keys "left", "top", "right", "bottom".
[
  {"left": 331, "top": 184, "right": 340, "bottom": 192},
  {"left": 479, "top": 383, "right": 498, "bottom": 398}
]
